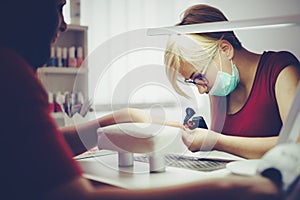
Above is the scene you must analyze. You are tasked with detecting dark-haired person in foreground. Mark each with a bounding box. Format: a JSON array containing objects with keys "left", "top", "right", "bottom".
[{"left": 0, "top": 0, "right": 297, "bottom": 199}]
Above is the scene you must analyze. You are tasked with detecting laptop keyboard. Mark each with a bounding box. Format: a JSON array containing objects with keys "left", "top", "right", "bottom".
[{"left": 134, "top": 154, "right": 228, "bottom": 172}]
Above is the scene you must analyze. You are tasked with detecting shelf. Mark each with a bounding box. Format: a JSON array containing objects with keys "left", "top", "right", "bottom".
[
  {"left": 51, "top": 112, "right": 65, "bottom": 127},
  {"left": 37, "top": 24, "right": 89, "bottom": 110},
  {"left": 37, "top": 67, "right": 87, "bottom": 75},
  {"left": 51, "top": 112, "right": 65, "bottom": 119},
  {"left": 67, "top": 24, "right": 88, "bottom": 32}
]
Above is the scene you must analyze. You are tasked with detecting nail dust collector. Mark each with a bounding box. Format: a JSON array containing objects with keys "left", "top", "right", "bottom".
[{"left": 97, "top": 123, "right": 181, "bottom": 173}]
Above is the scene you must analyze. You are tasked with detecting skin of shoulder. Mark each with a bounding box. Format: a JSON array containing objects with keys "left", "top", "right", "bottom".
[{"left": 275, "top": 64, "right": 300, "bottom": 124}]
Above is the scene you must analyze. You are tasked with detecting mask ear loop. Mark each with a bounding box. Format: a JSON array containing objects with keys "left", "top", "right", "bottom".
[
  {"left": 230, "top": 59, "right": 234, "bottom": 75},
  {"left": 218, "top": 49, "right": 222, "bottom": 72},
  {"left": 202, "top": 49, "right": 216, "bottom": 75}
]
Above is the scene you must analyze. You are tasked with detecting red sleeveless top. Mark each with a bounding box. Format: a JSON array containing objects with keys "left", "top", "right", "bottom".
[
  {"left": 0, "top": 48, "right": 82, "bottom": 199},
  {"left": 211, "top": 51, "right": 299, "bottom": 137}
]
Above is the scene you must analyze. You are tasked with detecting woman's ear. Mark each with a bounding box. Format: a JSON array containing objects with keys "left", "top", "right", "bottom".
[{"left": 218, "top": 40, "right": 234, "bottom": 60}]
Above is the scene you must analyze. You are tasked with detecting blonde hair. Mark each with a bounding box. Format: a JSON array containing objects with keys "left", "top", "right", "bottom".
[
  {"left": 164, "top": 4, "right": 242, "bottom": 97},
  {"left": 164, "top": 34, "right": 219, "bottom": 97}
]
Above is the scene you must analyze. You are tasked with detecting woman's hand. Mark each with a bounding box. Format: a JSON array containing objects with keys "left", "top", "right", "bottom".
[{"left": 181, "top": 127, "right": 221, "bottom": 152}]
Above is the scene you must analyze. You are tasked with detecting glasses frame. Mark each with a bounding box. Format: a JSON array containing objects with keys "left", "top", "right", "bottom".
[
  {"left": 184, "top": 72, "right": 209, "bottom": 86},
  {"left": 183, "top": 49, "right": 219, "bottom": 87}
]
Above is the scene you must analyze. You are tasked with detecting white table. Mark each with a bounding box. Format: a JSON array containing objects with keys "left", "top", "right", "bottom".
[{"left": 77, "top": 150, "right": 243, "bottom": 189}]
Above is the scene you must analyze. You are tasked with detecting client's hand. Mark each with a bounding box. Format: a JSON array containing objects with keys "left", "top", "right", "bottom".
[{"left": 181, "top": 127, "right": 221, "bottom": 152}]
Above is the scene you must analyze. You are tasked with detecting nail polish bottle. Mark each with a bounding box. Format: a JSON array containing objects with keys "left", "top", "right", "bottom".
[
  {"left": 56, "top": 47, "right": 63, "bottom": 67},
  {"left": 68, "top": 46, "right": 77, "bottom": 68},
  {"left": 48, "top": 92, "right": 54, "bottom": 112},
  {"left": 55, "top": 91, "right": 64, "bottom": 112},
  {"left": 76, "top": 46, "right": 83, "bottom": 68},
  {"left": 62, "top": 47, "right": 68, "bottom": 67},
  {"left": 47, "top": 46, "right": 58, "bottom": 67}
]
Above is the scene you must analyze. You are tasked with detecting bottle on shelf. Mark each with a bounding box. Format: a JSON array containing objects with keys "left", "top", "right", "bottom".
[
  {"left": 48, "top": 92, "right": 54, "bottom": 112},
  {"left": 55, "top": 91, "right": 65, "bottom": 112},
  {"left": 63, "top": 92, "right": 72, "bottom": 117},
  {"left": 70, "top": 92, "right": 83, "bottom": 115},
  {"left": 68, "top": 46, "right": 77, "bottom": 68},
  {"left": 62, "top": 47, "right": 68, "bottom": 67},
  {"left": 47, "top": 46, "right": 58, "bottom": 67},
  {"left": 76, "top": 46, "right": 84, "bottom": 68},
  {"left": 56, "top": 47, "right": 63, "bottom": 67}
]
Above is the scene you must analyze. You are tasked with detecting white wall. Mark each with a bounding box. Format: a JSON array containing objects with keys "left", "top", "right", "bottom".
[
  {"left": 80, "top": 0, "right": 206, "bottom": 54},
  {"left": 72, "top": 0, "right": 300, "bottom": 124},
  {"left": 79, "top": 0, "right": 300, "bottom": 57},
  {"left": 206, "top": 0, "right": 300, "bottom": 57}
]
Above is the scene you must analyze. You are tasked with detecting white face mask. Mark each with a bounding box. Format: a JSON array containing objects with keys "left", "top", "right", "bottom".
[{"left": 209, "top": 51, "right": 240, "bottom": 96}]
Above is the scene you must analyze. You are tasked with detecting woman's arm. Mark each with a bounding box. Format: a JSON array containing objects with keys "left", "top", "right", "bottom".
[
  {"left": 275, "top": 64, "right": 300, "bottom": 135},
  {"left": 186, "top": 64, "right": 300, "bottom": 159},
  {"left": 215, "top": 134, "right": 278, "bottom": 159},
  {"left": 44, "top": 175, "right": 281, "bottom": 200},
  {"left": 61, "top": 108, "right": 181, "bottom": 156},
  {"left": 182, "top": 128, "right": 278, "bottom": 159},
  {"left": 218, "top": 64, "right": 300, "bottom": 158}
]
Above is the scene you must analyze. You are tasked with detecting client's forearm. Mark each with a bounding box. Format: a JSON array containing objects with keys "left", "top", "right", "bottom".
[
  {"left": 124, "top": 108, "right": 182, "bottom": 127},
  {"left": 60, "top": 108, "right": 181, "bottom": 156}
]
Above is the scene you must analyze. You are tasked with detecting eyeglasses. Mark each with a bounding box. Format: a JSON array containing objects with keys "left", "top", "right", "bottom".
[
  {"left": 184, "top": 71, "right": 208, "bottom": 86},
  {"left": 183, "top": 50, "right": 217, "bottom": 86}
]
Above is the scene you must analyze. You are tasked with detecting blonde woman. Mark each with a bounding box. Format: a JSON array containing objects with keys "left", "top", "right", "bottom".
[
  {"left": 0, "top": 0, "right": 285, "bottom": 199},
  {"left": 164, "top": 4, "right": 300, "bottom": 159}
]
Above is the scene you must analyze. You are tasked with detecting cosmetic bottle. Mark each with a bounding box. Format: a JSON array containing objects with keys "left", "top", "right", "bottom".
[
  {"left": 71, "top": 92, "right": 82, "bottom": 116},
  {"left": 55, "top": 91, "right": 64, "bottom": 112},
  {"left": 48, "top": 92, "right": 54, "bottom": 112},
  {"left": 56, "top": 47, "right": 63, "bottom": 67},
  {"left": 68, "top": 46, "right": 77, "bottom": 68},
  {"left": 47, "top": 46, "right": 58, "bottom": 67},
  {"left": 76, "top": 46, "right": 83, "bottom": 68},
  {"left": 62, "top": 47, "right": 68, "bottom": 67},
  {"left": 64, "top": 92, "right": 72, "bottom": 117}
]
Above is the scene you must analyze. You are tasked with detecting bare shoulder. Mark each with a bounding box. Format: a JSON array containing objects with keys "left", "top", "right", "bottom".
[
  {"left": 275, "top": 64, "right": 300, "bottom": 120},
  {"left": 278, "top": 63, "right": 300, "bottom": 78},
  {"left": 276, "top": 64, "right": 300, "bottom": 92}
]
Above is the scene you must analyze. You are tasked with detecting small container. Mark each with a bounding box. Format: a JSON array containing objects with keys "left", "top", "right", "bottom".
[
  {"left": 71, "top": 92, "right": 82, "bottom": 115},
  {"left": 47, "top": 46, "right": 58, "bottom": 67},
  {"left": 76, "top": 46, "right": 83, "bottom": 68},
  {"left": 56, "top": 47, "right": 63, "bottom": 67},
  {"left": 64, "top": 92, "right": 72, "bottom": 116},
  {"left": 48, "top": 92, "right": 54, "bottom": 112},
  {"left": 68, "top": 46, "right": 77, "bottom": 68},
  {"left": 62, "top": 47, "right": 68, "bottom": 67},
  {"left": 55, "top": 91, "right": 65, "bottom": 112}
]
